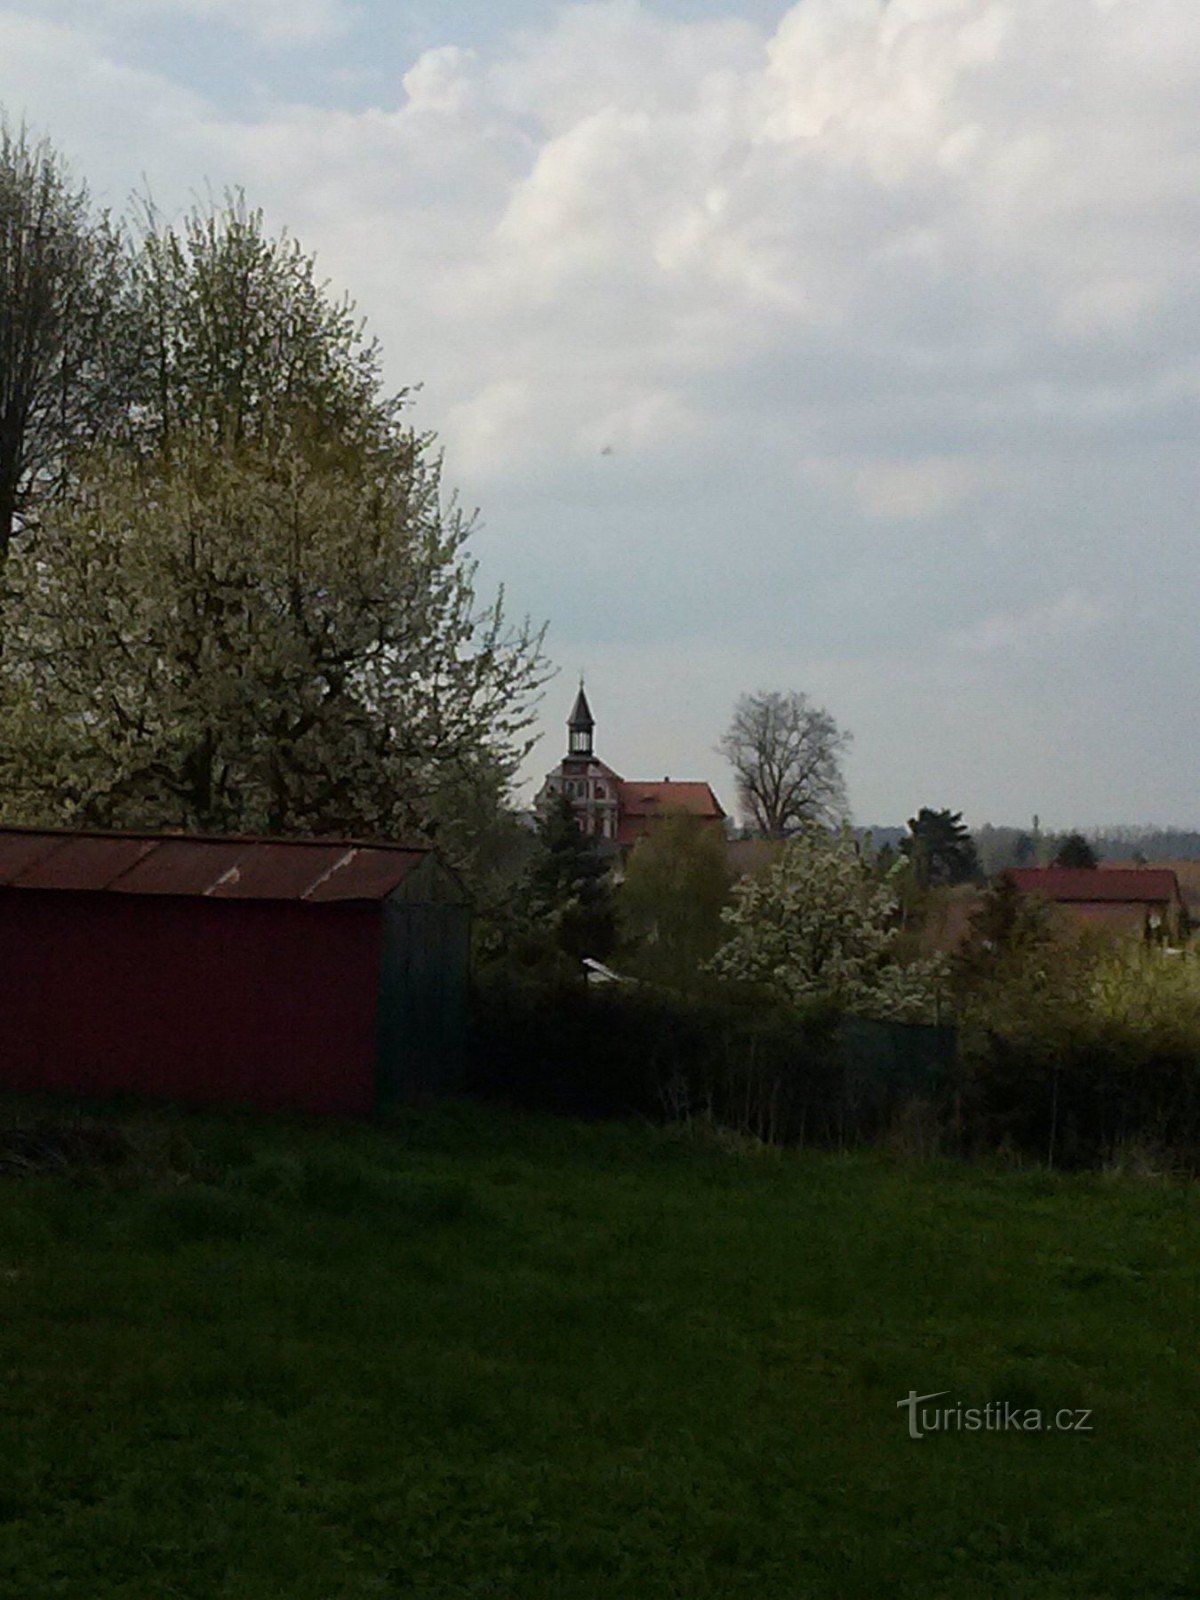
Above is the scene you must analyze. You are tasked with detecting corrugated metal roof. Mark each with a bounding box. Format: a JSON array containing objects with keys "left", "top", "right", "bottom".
[
  {"left": 1007, "top": 867, "right": 1183, "bottom": 905},
  {"left": 0, "top": 827, "right": 433, "bottom": 902}
]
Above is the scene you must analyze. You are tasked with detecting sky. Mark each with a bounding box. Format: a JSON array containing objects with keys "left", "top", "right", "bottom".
[{"left": 1, "top": 0, "right": 1197, "bottom": 829}]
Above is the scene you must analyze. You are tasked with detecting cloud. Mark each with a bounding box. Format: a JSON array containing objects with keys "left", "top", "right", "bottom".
[
  {"left": 950, "top": 591, "right": 1115, "bottom": 657},
  {"left": 805, "top": 453, "right": 996, "bottom": 521},
  {"left": 1, "top": 0, "right": 1198, "bottom": 821}
]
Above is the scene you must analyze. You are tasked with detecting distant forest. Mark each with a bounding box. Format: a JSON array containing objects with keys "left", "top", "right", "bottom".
[{"left": 858, "top": 825, "right": 1200, "bottom": 873}]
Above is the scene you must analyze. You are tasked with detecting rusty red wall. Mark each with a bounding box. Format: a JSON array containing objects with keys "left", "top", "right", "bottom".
[{"left": 0, "top": 891, "right": 381, "bottom": 1115}]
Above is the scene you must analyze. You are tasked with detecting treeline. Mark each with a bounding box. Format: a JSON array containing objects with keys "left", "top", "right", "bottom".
[
  {"left": 862, "top": 825, "right": 1200, "bottom": 875},
  {"left": 1079, "top": 827, "right": 1200, "bottom": 861}
]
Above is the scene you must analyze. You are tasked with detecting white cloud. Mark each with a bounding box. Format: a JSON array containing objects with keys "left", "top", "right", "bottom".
[
  {"left": 950, "top": 591, "right": 1115, "bottom": 657},
  {"left": 805, "top": 454, "right": 995, "bottom": 521},
  {"left": 1, "top": 0, "right": 1199, "bottom": 820}
]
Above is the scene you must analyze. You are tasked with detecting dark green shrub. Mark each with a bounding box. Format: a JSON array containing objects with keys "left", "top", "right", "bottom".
[{"left": 468, "top": 972, "right": 946, "bottom": 1147}]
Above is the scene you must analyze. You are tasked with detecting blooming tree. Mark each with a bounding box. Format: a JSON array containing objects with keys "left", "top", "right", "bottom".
[{"left": 710, "top": 826, "right": 946, "bottom": 1022}]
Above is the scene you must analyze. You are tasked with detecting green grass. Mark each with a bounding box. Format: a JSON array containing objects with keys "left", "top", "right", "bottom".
[{"left": 0, "top": 1099, "right": 1196, "bottom": 1598}]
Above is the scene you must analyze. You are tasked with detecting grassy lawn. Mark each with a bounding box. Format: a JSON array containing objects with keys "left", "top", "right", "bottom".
[{"left": 0, "top": 1099, "right": 1196, "bottom": 1599}]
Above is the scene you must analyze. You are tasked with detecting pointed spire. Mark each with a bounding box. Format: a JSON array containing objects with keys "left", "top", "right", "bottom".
[
  {"left": 569, "top": 677, "right": 594, "bottom": 732},
  {"left": 567, "top": 677, "right": 595, "bottom": 756}
]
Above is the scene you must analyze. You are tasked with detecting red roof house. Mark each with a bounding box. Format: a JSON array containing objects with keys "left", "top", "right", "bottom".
[
  {"left": 1005, "top": 866, "right": 1187, "bottom": 940},
  {"left": 614, "top": 781, "right": 725, "bottom": 847}
]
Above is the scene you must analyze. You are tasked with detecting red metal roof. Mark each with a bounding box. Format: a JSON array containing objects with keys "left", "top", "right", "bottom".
[
  {"left": 1006, "top": 867, "right": 1183, "bottom": 905},
  {"left": 0, "top": 827, "right": 433, "bottom": 902}
]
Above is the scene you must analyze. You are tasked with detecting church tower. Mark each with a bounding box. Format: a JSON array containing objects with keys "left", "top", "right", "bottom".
[
  {"left": 567, "top": 682, "right": 594, "bottom": 758},
  {"left": 534, "top": 681, "right": 727, "bottom": 852},
  {"left": 534, "top": 682, "right": 622, "bottom": 844}
]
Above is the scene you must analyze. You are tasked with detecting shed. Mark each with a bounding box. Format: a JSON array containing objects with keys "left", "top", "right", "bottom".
[{"left": 0, "top": 826, "right": 470, "bottom": 1116}]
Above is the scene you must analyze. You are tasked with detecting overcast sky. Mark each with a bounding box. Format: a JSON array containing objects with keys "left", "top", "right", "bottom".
[{"left": 2, "top": 0, "right": 1197, "bottom": 828}]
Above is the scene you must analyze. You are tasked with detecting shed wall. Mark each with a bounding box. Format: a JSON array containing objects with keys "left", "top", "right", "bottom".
[
  {"left": 0, "top": 891, "right": 381, "bottom": 1115},
  {"left": 375, "top": 899, "right": 471, "bottom": 1103}
]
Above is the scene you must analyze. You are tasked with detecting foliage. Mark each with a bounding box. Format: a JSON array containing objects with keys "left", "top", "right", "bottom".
[
  {"left": 472, "top": 971, "right": 908, "bottom": 1145},
  {"left": 0, "top": 195, "right": 546, "bottom": 868},
  {"left": 950, "top": 873, "right": 1055, "bottom": 995},
  {"left": 0, "top": 434, "right": 545, "bottom": 854},
  {"left": 718, "top": 688, "right": 850, "bottom": 837},
  {"left": 1088, "top": 825, "right": 1200, "bottom": 861},
  {"left": 901, "top": 806, "right": 980, "bottom": 888},
  {"left": 955, "top": 902, "right": 1200, "bottom": 1163},
  {"left": 1011, "top": 830, "right": 1036, "bottom": 865},
  {"left": 617, "top": 814, "right": 733, "bottom": 989},
  {"left": 491, "top": 793, "right": 617, "bottom": 974},
  {"left": 0, "top": 119, "right": 124, "bottom": 555},
  {"left": 119, "top": 194, "right": 401, "bottom": 461},
  {"left": 1054, "top": 831, "right": 1100, "bottom": 869},
  {"left": 709, "top": 825, "right": 947, "bottom": 1022}
]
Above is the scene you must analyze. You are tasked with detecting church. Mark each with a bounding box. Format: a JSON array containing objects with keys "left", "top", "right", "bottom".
[{"left": 535, "top": 685, "right": 726, "bottom": 850}]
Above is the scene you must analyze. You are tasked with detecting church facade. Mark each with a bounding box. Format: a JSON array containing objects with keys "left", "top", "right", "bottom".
[{"left": 535, "top": 686, "right": 726, "bottom": 849}]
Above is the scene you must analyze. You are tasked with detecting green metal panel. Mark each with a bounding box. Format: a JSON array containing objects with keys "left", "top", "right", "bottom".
[
  {"left": 837, "top": 1016, "right": 958, "bottom": 1118},
  {"left": 374, "top": 886, "right": 470, "bottom": 1106}
]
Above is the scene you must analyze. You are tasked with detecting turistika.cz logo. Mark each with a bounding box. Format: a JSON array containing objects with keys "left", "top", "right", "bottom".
[{"left": 897, "top": 1391, "right": 1094, "bottom": 1440}]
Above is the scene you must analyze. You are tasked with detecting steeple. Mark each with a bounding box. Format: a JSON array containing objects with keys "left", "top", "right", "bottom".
[{"left": 567, "top": 679, "right": 594, "bottom": 757}]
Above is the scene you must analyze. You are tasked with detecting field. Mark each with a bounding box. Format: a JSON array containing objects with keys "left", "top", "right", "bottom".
[{"left": 0, "top": 1100, "right": 1196, "bottom": 1598}]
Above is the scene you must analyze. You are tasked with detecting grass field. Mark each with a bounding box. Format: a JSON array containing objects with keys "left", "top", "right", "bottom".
[{"left": 0, "top": 1099, "right": 1196, "bottom": 1599}]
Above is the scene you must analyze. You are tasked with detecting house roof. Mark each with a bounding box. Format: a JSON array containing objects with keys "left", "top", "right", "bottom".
[
  {"left": 1121, "top": 859, "right": 1200, "bottom": 913},
  {"left": 0, "top": 826, "right": 435, "bottom": 903},
  {"left": 614, "top": 781, "right": 725, "bottom": 846},
  {"left": 618, "top": 781, "right": 725, "bottom": 819},
  {"left": 1006, "top": 867, "right": 1183, "bottom": 906}
]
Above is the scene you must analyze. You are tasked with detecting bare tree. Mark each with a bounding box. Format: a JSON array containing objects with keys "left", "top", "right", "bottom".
[
  {"left": 719, "top": 689, "right": 850, "bottom": 837},
  {"left": 0, "top": 119, "right": 123, "bottom": 557}
]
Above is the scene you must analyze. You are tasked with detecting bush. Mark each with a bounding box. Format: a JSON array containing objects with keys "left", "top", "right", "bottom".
[
  {"left": 468, "top": 971, "right": 951, "bottom": 1148},
  {"left": 957, "top": 943, "right": 1200, "bottom": 1168}
]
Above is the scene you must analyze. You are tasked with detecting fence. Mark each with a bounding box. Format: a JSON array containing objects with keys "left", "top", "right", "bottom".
[{"left": 469, "top": 977, "right": 957, "bottom": 1145}]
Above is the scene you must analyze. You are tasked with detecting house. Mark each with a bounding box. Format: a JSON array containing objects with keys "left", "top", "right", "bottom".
[
  {"left": 1132, "top": 859, "right": 1200, "bottom": 927},
  {"left": 1005, "top": 866, "right": 1188, "bottom": 942},
  {"left": 0, "top": 826, "right": 469, "bottom": 1115},
  {"left": 535, "top": 685, "right": 725, "bottom": 850}
]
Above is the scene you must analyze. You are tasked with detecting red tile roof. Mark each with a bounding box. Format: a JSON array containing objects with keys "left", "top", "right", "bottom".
[
  {"left": 0, "top": 826, "right": 433, "bottom": 902},
  {"left": 618, "top": 781, "right": 725, "bottom": 818},
  {"left": 1006, "top": 867, "right": 1183, "bottom": 905},
  {"left": 614, "top": 782, "right": 725, "bottom": 847}
]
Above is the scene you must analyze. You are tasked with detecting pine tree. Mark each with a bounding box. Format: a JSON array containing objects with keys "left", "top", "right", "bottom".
[
  {"left": 517, "top": 795, "right": 616, "bottom": 966},
  {"left": 1053, "top": 833, "right": 1099, "bottom": 869},
  {"left": 901, "top": 807, "right": 980, "bottom": 888}
]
